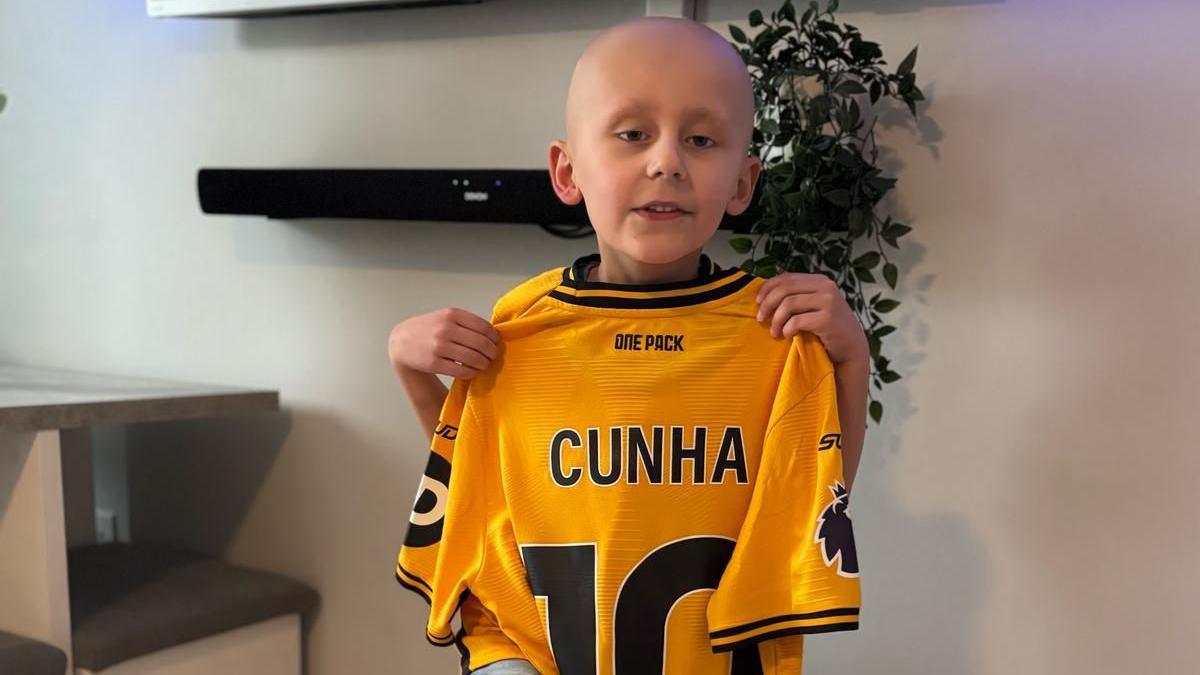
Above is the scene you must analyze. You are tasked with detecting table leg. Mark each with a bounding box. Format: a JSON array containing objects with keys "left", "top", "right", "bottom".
[{"left": 0, "top": 429, "right": 73, "bottom": 673}]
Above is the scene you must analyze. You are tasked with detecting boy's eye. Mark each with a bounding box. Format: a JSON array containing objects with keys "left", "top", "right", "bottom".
[{"left": 616, "top": 130, "right": 716, "bottom": 148}]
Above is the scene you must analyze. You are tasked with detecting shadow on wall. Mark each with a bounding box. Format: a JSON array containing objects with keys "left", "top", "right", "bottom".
[
  {"left": 800, "top": 70, "right": 981, "bottom": 672},
  {"left": 805, "top": 225, "right": 985, "bottom": 673},
  {"left": 125, "top": 409, "right": 292, "bottom": 557}
]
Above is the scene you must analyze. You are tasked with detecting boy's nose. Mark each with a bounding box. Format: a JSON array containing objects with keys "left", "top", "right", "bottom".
[{"left": 647, "top": 149, "right": 687, "bottom": 180}]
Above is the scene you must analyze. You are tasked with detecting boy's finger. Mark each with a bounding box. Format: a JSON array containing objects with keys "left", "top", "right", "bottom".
[
  {"left": 455, "top": 310, "right": 502, "bottom": 343},
  {"left": 757, "top": 283, "right": 819, "bottom": 321},
  {"left": 443, "top": 342, "right": 491, "bottom": 370},
  {"left": 755, "top": 277, "right": 775, "bottom": 304},
  {"left": 440, "top": 357, "right": 480, "bottom": 379},
  {"left": 759, "top": 275, "right": 827, "bottom": 305},
  {"left": 769, "top": 298, "right": 822, "bottom": 337},
  {"left": 451, "top": 330, "right": 499, "bottom": 361},
  {"left": 778, "top": 273, "right": 830, "bottom": 293},
  {"left": 780, "top": 313, "right": 819, "bottom": 339}
]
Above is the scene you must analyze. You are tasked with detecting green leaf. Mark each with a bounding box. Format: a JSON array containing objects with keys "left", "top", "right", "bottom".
[
  {"left": 827, "top": 0, "right": 840, "bottom": 13},
  {"left": 822, "top": 189, "right": 851, "bottom": 207},
  {"left": 874, "top": 325, "right": 896, "bottom": 338},
  {"left": 848, "top": 97, "right": 862, "bottom": 130},
  {"left": 835, "top": 79, "right": 867, "bottom": 95},
  {"left": 822, "top": 244, "right": 846, "bottom": 268},
  {"left": 866, "top": 175, "right": 897, "bottom": 193},
  {"left": 749, "top": 9, "right": 764, "bottom": 26},
  {"left": 729, "top": 24, "right": 749, "bottom": 45},
  {"left": 883, "top": 262, "right": 898, "bottom": 288},
  {"left": 852, "top": 251, "right": 880, "bottom": 269},
  {"left": 780, "top": 1, "right": 796, "bottom": 22},
  {"left": 816, "top": 32, "right": 840, "bottom": 53},
  {"left": 0, "top": 92, "right": 6, "bottom": 114},
  {"left": 883, "top": 222, "right": 911, "bottom": 240},
  {"left": 869, "top": 80, "right": 882, "bottom": 104},
  {"left": 869, "top": 400, "right": 883, "bottom": 424},
  {"left": 834, "top": 146, "right": 858, "bottom": 168},
  {"left": 753, "top": 259, "right": 780, "bottom": 277},
  {"left": 874, "top": 299, "right": 900, "bottom": 313},
  {"left": 853, "top": 267, "right": 875, "bottom": 283},
  {"left": 802, "top": 3, "right": 817, "bottom": 25},
  {"left": 847, "top": 208, "right": 865, "bottom": 232},
  {"left": 729, "top": 236, "right": 753, "bottom": 254},
  {"left": 848, "top": 211, "right": 869, "bottom": 237},
  {"left": 880, "top": 370, "right": 902, "bottom": 383},
  {"left": 850, "top": 39, "right": 882, "bottom": 62},
  {"left": 768, "top": 240, "right": 792, "bottom": 261},
  {"left": 897, "top": 45, "right": 918, "bottom": 76}
]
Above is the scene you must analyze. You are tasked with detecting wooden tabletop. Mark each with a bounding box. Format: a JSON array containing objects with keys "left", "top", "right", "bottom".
[{"left": 0, "top": 364, "right": 279, "bottom": 431}]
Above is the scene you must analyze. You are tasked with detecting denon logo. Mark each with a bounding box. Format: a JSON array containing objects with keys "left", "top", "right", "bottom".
[{"left": 463, "top": 191, "right": 489, "bottom": 202}]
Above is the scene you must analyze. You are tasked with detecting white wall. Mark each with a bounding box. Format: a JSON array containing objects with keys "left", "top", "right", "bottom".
[{"left": 2, "top": 1, "right": 1197, "bottom": 673}]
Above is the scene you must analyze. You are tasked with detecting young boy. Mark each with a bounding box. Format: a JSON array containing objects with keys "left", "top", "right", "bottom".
[{"left": 391, "top": 16, "right": 869, "bottom": 674}]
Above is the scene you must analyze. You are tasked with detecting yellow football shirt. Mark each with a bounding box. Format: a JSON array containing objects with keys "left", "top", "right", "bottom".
[{"left": 396, "top": 253, "right": 861, "bottom": 674}]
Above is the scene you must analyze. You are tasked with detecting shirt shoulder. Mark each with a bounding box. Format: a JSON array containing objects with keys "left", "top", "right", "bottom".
[
  {"left": 490, "top": 265, "right": 565, "bottom": 324},
  {"left": 789, "top": 330, "right": 836, "bottom": 398}
]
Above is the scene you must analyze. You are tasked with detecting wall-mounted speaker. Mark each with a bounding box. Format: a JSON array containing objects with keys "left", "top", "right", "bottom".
[{"left": 197, "top": 168, "right": 761, "bottom": 236}]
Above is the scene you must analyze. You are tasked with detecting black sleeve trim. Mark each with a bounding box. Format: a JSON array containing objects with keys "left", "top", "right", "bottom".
[
  {"left": 427, "top": 632, "right": 457, "bottom": 646},
  {"left": 710, "top": 607, "right": 860, "bottom": 640},
  {"left": 455, "top": 628, "right": 473, "bottom": 674},
  {"left": 396, "top": 561, "right": 434, "bottom": 593},
  {"left": 394, "top": 573, "right": 473, "bottom": 651},
  {"left": 711, "top": 621, "right": 860, "bottom": 654},
  {"left": 394, "top": 570, "right": 432, "bottom": 605}
]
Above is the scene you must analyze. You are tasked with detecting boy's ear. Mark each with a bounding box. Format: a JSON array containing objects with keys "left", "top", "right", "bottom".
[
  {"left": 725, "top": 154, "right": 762, "bottom": 217},
  {"left": 548, "top": 139, "right": 583, "bottom": 206}
]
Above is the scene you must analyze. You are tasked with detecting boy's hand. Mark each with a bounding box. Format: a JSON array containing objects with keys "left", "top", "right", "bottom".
[
  {"left": 755, "top": 273, "right": 869, "bottom": 367},
  {"left": 387, "top": 308, "right": 501, "bottom": 380}
]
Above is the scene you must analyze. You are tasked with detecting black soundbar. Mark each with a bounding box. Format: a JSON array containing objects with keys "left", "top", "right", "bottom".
[{"left": 196, "top": 168, "right": 761, "bottom": 233}]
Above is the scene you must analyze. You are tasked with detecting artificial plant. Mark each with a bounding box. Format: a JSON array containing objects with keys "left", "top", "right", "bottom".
[{"left": 728, "top": 0, "right": 923, "bottom": 424}]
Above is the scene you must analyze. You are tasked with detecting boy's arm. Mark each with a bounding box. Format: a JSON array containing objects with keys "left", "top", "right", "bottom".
[
  {"left": 833, "top": 355, "right": 869, "bottom": 494},
  {"left": 397, "top": 364, "right": 450, "bottom": 442}
]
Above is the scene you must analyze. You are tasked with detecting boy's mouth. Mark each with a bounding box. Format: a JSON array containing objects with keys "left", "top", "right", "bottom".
[
  {"left": 633, "top": 201, "right": 691, "bottom": 219},
  {"left": 634, "top": 208, "right": 689, "bottom": 221}
]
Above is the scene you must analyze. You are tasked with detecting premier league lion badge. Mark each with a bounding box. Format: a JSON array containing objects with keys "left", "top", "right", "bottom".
[{"left": 815, "top": 481, "right": 859, "bottom": 578}]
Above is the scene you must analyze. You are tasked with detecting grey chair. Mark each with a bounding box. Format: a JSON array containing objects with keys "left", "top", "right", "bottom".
[
  {"left": 68, "top": 542, "right": 319, "bottom": 674},
  {"left": 0, "top": 629, "right": 68, "bottom": 675}
]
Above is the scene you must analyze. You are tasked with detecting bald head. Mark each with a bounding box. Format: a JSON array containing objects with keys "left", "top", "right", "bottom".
[{"left": 564, "top": 16, "right": 756, "bottom": 153}]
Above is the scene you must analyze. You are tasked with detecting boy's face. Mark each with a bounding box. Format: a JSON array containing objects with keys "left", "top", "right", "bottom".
[{"left": 550, "top": 19, "right": 761, "bottom": 268}]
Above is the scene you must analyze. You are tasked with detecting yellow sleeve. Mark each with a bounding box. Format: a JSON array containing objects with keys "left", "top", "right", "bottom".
[
  {"left": 395, "top": 377, "right": 487, "bottom": 646},
  {"left": 706, "top": 344, "right": 861, "bottom": 653}
]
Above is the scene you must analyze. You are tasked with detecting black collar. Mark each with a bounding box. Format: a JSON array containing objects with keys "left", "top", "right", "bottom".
[{"left": 551, "top": 252, "right": 753, "bottom": 310}]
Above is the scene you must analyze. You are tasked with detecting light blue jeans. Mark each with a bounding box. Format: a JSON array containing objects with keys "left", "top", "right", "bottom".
[{"left": 472, "top": 658, "right": 539, "bottom": 674}]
